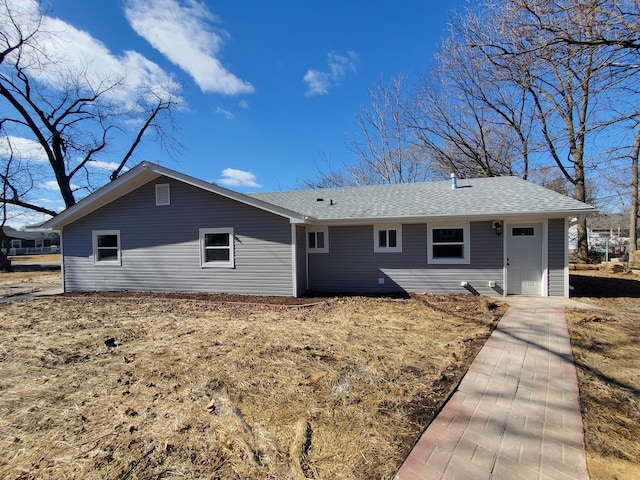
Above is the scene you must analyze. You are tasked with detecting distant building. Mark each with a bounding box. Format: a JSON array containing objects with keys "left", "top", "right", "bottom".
[
  {"left": 1, "top": 226, "right": 60, "bottom": 255},
  {"left": 569, "top": 213, "right": 630, "bottom": 261}
]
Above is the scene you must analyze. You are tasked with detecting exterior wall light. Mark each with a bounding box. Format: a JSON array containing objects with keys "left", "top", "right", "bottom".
[{"left": 493, "top": 221, "right": 503, "bottom": 236}]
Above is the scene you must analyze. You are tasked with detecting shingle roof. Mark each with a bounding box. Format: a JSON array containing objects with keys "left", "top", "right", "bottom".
[{"left": 250, "top": 176, "right": 595, "bottom": 222}]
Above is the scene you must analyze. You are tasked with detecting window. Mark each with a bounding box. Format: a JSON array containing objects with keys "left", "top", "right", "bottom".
[
  {"left": 374, "top": 224, "right": 402, "bottom": 253},
  {"left": 156, "top": 183, "right": 170, "bottom": 206},
  {"left": 427, "top": 223, "right": 470, "bottom": 264},
  {"left": 93, "top": 230, "right": 121, "bottom": 265},
  {"left": 10, "top": 239, "right": 21, "bottom": 249},
  {"left": 200, "top": 228, "right": 234, "bottom": 268},
  {"left": 307, "top": 227, "right": 329, "bottom": 253},
  {"left": 512, "top": 227, "right": 535, "bottom": 236}
]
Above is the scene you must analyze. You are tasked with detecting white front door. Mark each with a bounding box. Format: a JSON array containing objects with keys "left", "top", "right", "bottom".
[{"left": 506, "top": 224, "right": 543, "bottom": 295}]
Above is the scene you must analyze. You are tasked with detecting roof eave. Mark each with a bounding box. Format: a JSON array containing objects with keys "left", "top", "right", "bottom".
[{"left": 302, "top": 208, "right": 598, "bottom": 226}]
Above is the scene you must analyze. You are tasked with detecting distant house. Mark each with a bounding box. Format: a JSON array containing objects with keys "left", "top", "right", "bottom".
[
  {"left": 1, "top": 226, "right": 59, "bottom": 256},
  {"left": 41, "top": 162, "right": 595, "bottom": 297},
  {"left": 569, "top": 212, "right": 630, "bottom": 260}
]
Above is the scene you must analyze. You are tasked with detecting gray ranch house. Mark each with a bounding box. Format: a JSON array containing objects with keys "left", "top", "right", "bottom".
[{"left": 41, "top": 162, "right": 595, "bottom": 297}]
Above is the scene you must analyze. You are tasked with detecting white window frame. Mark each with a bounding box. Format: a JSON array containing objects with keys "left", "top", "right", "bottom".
[
  {"left": 427, "top": 222, "right": 470, "bottom": 264},
  {"left": 93, "top": 230, "right": 121, "bottom": 265},
  {"left": 307, "top": 226, "right": 329, "bottom": 253},
  {"left": 374, "top": 224, "right": 402, "bottom": 253},
  {"left": 10, "top": 239, "right": 21, "bottom": 249},
  {"left": 155, "top": 183, "right": 170, "bottom": 206},
  {"left": 200, "top": 228, "right": 234, "bottom": 268}
]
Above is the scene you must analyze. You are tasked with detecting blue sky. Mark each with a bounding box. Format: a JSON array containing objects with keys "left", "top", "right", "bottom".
[{"left": 4, "top": 0, "right": 468, "bottom": 226}]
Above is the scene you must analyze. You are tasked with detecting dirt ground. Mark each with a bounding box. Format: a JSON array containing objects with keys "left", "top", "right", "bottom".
[
  {"left": 568, "top": 271, "right": 640, "bottom": 480},
  {"left": 0, "top": 255, "right": 61, "bottom": 298},
  {"left": 0, "top": 263, "right": 504, "bottom": 480}
]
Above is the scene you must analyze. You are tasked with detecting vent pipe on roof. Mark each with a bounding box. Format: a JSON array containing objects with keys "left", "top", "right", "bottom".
[{"left": 451, "top": 172, "right": 458, "bottom": 190}]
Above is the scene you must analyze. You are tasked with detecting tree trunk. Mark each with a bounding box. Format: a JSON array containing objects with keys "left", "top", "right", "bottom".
[
  {"left": 0, "top": 231, "right": 13, "bottom": 272},
  {"left": 629, "top": 127, "right": 640, "bottom": 259},
  {"left": 574, "top": 164, "right": 590, "bottom": 263}
]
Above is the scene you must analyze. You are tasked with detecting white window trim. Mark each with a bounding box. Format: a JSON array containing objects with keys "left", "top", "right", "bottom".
[
  {"left": 93, "top": 230, "right": 121, "bottom": 266},
  {"left": 200, "top": 227, "right": 235, "bottom": 268},
  {"left": 155, "top": 183, "right": 170, "bottom": 206},
  {"left": 427, "top": 222, "right": 470, "bottom": 264},
  {"left": 374, "top": 224, "right": 402, "bottom": 253},
  {"left": 307, "top": 226, "right": 329, "bottom": 253}
]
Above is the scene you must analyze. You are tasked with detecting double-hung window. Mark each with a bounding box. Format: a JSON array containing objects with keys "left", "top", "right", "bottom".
[
  {"left": 93, "top": 230, "right": 121, "bottom": 265},
  {"left": 427, "top": 223, "right": 470, "bottom": 264},
  {"left": 200, "top": 228, "right": 234, "bottom": 268},
  {"left": 307, "top": 227, "right": 328, "bottom": 253},
  {"left": 374, "top": 224, "right": 402, "bottom": 253}
]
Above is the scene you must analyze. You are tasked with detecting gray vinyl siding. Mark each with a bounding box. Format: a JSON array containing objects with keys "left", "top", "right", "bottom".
[
  {"left": 295, "top": 225, "right": 307, "bottom": 295},
  {"left": 61, "top": 178, "right": 294, "bottom": 296},
  {"left": 548, "top": 218, "right": 567, "bottom": 297},
  {"left": 308, "top": 221, "right": 504, "bottom": 295}
]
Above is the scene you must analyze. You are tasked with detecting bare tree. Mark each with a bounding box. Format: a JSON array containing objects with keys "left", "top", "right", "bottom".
[
  {"left": 0, "top": 0, "right": 181, "bottom": 226},
  {"left": 302, "top": 153, "right": 354, "bottom": 189},
  {"left": 452, "top": 0, "right": 639, "bottom": 261},
  {"left": 408, "top": 24, "right": 539, "bottom": 181},
  {"left": 629, "top": 127, "right": 640, "bottom": 255},
  {"left": 347, "top": 75, "right": 431, "bottom": 185}
]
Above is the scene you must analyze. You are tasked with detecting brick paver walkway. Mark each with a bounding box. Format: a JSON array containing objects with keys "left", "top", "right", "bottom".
[{"left": 395, "top": 305, "right": 589, "bottom": 480}]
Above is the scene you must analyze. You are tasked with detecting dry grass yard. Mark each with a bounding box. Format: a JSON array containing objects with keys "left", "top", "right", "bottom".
[
  {"left": 2, "top": 258, "right": 638, "bottom": 479},
  {"left": 0, "top": 264, "right": 503, "bottom": 479},
  {"left": 568, "top": 271, "right": 640, "bottom": 480}
]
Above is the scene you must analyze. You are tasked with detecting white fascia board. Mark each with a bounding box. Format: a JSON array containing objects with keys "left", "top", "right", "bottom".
[{"left": 303, "top": 210, "right": 598, "bottom": 226}]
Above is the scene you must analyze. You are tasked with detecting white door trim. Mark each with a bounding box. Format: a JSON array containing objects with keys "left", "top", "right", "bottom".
[{"left": 505, "top": 220, "right": 548, "bottom": 296}]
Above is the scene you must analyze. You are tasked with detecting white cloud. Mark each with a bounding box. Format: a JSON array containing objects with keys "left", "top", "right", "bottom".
[
  {"left": 215, "top": 107, "right": 235, "bottom": 120},
  {"left": 238, "top": 99, "right": 249, "bottom": 109},
  {"left": 124, "top": 0, "right": 254, "bottom": 96},
  {"left": 40, "top": 180, "right": 82, "bottom": 192},
  {"left": 0, "top": 0, "right": 182, "bottom": 105},
  {"left": 87, "top": 160, "right": 128, "bottom": 172},
  {"left": 0, "top": 136, "right": 48, "bottom": 162},
  {"left": 304, "top": 51, "right": 358, "bottom": 97},
  {"left": 41, "top": 180, "right": 62, "bottom": 191},
  {"left": 217, "top": 168, "right": 261, "bottom": 188}
]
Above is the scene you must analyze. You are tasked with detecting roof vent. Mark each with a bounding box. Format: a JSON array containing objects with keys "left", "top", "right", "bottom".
[
  {"left": 316, "top": 198, "right": 324, "bottom": 202},
  {"left": 450, "top": 173, "right": 458, "bottom": 190}
]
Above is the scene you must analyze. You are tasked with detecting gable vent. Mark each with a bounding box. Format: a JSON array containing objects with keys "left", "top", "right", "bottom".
[{"left": 155, "top": 183, "right": 170, "bottom": 206}]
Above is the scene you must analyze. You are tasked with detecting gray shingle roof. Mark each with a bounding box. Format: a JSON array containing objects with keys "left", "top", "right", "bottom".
[{"left": 249, "top": 176, "right": 595, "bottom": 222}]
